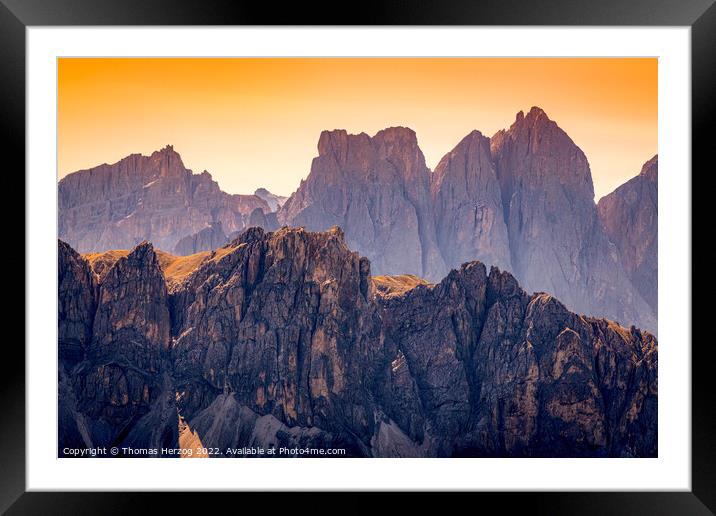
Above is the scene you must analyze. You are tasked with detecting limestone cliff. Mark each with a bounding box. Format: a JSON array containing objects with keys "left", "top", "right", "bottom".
[
  {"left": 491, "top": 107, "right": 655, "bottom": 332},
  {"left": 431, "top": 130, "right": 511, "bottom": 272}
]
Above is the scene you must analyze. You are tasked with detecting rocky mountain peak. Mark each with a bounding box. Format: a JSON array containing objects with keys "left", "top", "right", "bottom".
[
  {"left": 490, "top": 109, "right": 654, "bottom": 332},
  {"left": 373, "top": 127, "right": 428, "bottom": 184},
  {"left": 254, "top": 187, "right": 288, "bottom": 212},
  {"left": 314, "top": 127, "right": 424, "bottom": 172},
  {"left": 525, "top": 105, "right": 548, "bottom": 119},
  {"left": 493, "top": 107, "right": 594, "bottom": 201},
  {"left": 327, "top": 224, "right": 345, "bottom": 241},
  {"left": 234, "top": 224, "right": 267, "bottom": 245},
  {"left": 128, "top": 240, "right": 156, "bottom": 261},
  {"left": 373, "top": 126, "right": 419, "bottom": 149},
  {"left": 435, "top": 130, "right": 488, "bottom": 166},
  {"left": 317, "top": 129, "right": 370, "bottom": 162},
  {"left": 115, "top": 240, "right": 169, "bottom": 279},
  {"left": 59, "top": 145, "right": 271, "bottom": 253},
  {"left": 431, "top": 128, "right": 512, "bottom": 272},
  {"left": 506, "top": 106, "right": 569, "bottom": 141},
  {"left": 65, "top": 237, "right": 175, "bottom": 449},
  {"left": 58, "top": 239, "right": 98, "bottom": 362},
  {"left": 148, "top": 144, "right": 186, "bottom": 178},
  {"left": 246, "top": 207, "right": 279, "bottom": 233},
  {"left": 459, "top": 129, "right": 488, "bottom": 152},
  {"left": 92, "top": 239, "right": 171, "bottom": 356},
  {"left": 466, "top": 128, "right": 486, "bottom": 140},
  {"left": 278, "top": 127, "right": 445, "bottom": 280},
  {"left": 170, "top": 226, "right": 377, "bottom": 426},
  {"left": 640, "top": 154, "right": 658, "bottom": 180},
  {"left": 102, "top": 240, "right": 162, "bottom": 293},
  {"left": 512, "top": 106, "right": 548, "bottom": 125}
]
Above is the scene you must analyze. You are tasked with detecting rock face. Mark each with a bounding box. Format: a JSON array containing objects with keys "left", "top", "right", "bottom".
[
  {"left": 278, "top": 128, "right": 447, "bottom": 280},
  {"left": 598, "top": 156, "right": 658, "bottom": 314},
  {"left": 491, "top": 108, "right": 655, "bottom": 332},
  {"left": 90, "top": 241, "right": 171, "bottom": 363},
  {"left": 59, "top": 240, "right": 178, "bottom": 454},
  {"left": 171, "top": 226, "right": 382, "bottom": 454},
  {"left": 58, "top": 240, "right": 97, "bottom": 362},
  {"left": 173, "top": 222, "right": 228, "bottom": 256},
  {"left": 58, "top": 145, "right": 270, "bottom": 253},
  {"left": 58, "top": 240, "right": 99, "bottom": 451},
  {"left": 58, "top": 228, "right": 657, "bottom": 458},
  {"left": 431, "top": 130, "right": 512, "bottom": 272},
  {"left": 380, "top": 264, "right": 656, "bottom": 457},
  {"left": 254, "top": 188, "right": 287, "bottom": 212}
]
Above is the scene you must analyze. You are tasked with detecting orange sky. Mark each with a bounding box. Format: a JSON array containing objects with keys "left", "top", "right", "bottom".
[{"left": 58, "top": 58, "right": 656, "bottom": 199}]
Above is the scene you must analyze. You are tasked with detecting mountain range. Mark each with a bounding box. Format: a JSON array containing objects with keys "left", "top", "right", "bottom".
[
  {"left": 58, "top": 145, "right": 271, "bottom": 254},
  {"left": 58, "top": 107, "right": 657, "bottom": 333},
  {"left": 56, "top": 107, "right": 659, "bottom": 458},
  {"left": 59, "top": 227, "right": 657, "bottom": 458}
]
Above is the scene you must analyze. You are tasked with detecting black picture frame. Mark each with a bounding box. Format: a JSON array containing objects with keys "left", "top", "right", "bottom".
[{"left": 2, "top": 0, "right": 713, "bottom": 513}]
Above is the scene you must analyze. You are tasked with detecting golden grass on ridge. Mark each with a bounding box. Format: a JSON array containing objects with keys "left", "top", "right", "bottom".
[{"left": 372, "top": 274, "right": 429, "bottom": 298}]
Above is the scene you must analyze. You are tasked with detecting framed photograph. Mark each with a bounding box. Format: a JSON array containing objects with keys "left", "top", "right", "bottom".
[{"left": 4, "top": 0, "right": 713, "bottom": 512}]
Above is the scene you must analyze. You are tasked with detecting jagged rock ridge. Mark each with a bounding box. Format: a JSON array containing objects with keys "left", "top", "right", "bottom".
[
  {"left": 59, "top": 241, "right": 178, "bottom": 453},
  {"left": 58, "top": 227, "right": 657, "bottom": 458}
]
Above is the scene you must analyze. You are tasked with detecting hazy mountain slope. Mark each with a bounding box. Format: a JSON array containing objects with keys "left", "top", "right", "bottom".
[
  {"left": 598, "top": 156, "right": 658, "bottom": 314},
  {"left": 173, "top": 222, "right": 228, "bottom": 256},
  {"left": 431, "top": 130, "right": 511, "bottom": 272}
]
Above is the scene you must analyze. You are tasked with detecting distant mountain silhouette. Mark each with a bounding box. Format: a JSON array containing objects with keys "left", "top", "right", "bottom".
[{"left": 58, "top": 145, "right": 273, "bottom": 253}]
